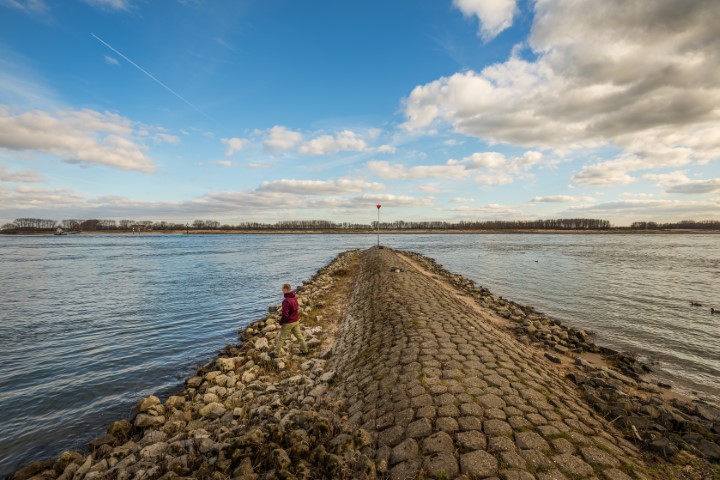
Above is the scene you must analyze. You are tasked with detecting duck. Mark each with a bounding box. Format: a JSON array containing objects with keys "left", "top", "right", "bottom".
[
  {"left": 712, "top": 307, "right": 718, "bottom": 315},
  {"left": 690, "top": 301, "right": 702, "bottom": 307}
]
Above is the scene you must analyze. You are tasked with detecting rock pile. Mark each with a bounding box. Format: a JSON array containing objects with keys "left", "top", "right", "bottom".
[
  {"left": 568, "top": 361, "right": 720, "bottom": 463},
  {"left": 9, "top": 250, "right": 366, "bottom": 480}
]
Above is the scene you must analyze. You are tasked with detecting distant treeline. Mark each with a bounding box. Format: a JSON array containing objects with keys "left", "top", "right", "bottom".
[
  {"left": 630, "top": 220, "right": 720, "bottom": 230},
  {"left": 2, "top": 217, "right": 719, "bottom": 233}
]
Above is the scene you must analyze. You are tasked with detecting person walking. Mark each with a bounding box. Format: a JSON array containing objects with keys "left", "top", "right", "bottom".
[{"left": 270, "top": 283, "right": 309, "bottom": 358}]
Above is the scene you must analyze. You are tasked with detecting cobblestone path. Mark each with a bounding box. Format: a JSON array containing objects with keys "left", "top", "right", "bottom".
[{"left": 330, "top": 248, "right": 652, "bottom": 480}]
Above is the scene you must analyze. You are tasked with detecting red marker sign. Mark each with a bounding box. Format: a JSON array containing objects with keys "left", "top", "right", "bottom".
[{"left": 377, "top": 204, "right": 382, "bottom": 209}]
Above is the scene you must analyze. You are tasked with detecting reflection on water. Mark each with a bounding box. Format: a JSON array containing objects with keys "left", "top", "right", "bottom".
[{"left": 0, "top": 233, "right": 718, "bottom": 475}]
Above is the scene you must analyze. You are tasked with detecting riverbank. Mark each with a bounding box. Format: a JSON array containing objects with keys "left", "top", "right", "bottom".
[
  {"left": 8, "top": 247, "right": 719, "bottom": 480},
  {"left": 3, "top": 229, "right": 720, "bottom": 235}
]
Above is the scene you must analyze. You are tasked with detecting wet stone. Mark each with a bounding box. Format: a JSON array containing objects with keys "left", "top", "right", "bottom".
[
  {"left": 395, "top": 408, "right": 415, "bottom": 427},
  {"left": 423, "top": 453, "right": 459, "bottom": 479},
  {"left": 501, "top": 470, "right": 536, "bottom": 480},
  {"left": 406, "top": 417, "right": 433, "bottom": 439},
  {"left": 580, "top": 446, "right": 620, "bottom": 467},
  {"left": 537, "top": 470, "right": 569, "bottom": 480},
  {"left": 416, "top": 405, "right": 437, "bottom": 419},
  {"left": 436, "top": 416, "right": 460, "bottom": 433},
  {"left": 390, "top": 459, "right": 421, "bottom": 480},
  {"left": 601, "top": 468, "right": 633, "bottom": 480},
  {"left": 508, "top": 416, "right": 532, "bottom": 430},
  {"left": 456, "top": 430, "right": 488, "bottom": 452},
  {"left": 551, "top": 453, "right": 594, "bottom": 477},
  {"left": 422, "top": 431, "right": 455, "bottom": 454},
  {"left": 520, "top": 449, "right": 552, "bottom": 469},
  {"left": 460, "top": 450, "right": 499, "bottom": 478},
  {"left": 378, "top": 425, "right": 405, "bottom": 447},
  {"left": 489, "top": 436, "right": 517, "bottom": 452},
  {"left": 479, "top": 393, "right": 506, "bottom": 409},
  {"left": 390, "top": 438, "right": 419, "bottom": 465},
  {"left": 484, "top": 419, "right": 513, "bottom": 436},
  {"left": 501, "top": 451, "right": 527, "bottom": 469},
  {"left": 515, "top": 431, "right": 551, "bottom": 451},
  {"left": 551, "top": 438, "right": 576, "bottom": 454},
  {"left": 438, "top": 404, "right": 460, "bottom": 417},
  {"left": 458, "top": 416, "right": 484, "bottom": 431}
]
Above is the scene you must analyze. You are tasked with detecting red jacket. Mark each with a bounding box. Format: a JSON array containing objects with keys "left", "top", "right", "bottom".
[{"left": 280, "top": 291, "right": 299, "bottom": 325}]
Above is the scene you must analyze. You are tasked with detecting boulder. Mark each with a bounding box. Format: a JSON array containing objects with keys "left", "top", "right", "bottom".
[
  {"left": 135, "top": 414, "right": 166, "bottom": 427},
  {"left": 199, "top": 402, "right": 226, "bottom": 419},
  {"left": 136, "top": 395, "right": 161, "bottom": 413},
  {"left": 107, "top": 420, "right": 133, "bottom": 441}
]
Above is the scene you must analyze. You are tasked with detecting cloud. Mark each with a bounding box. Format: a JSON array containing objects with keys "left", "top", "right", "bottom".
[
  {"left": 212, "top": 160, "right": 236, "bottom": 168},
  {"left": 642, "top": 170, "right": 690, "bottom": 187},
  {"left": 418, "top": 184, "right": 442, "bottom": 193},
  {"left": 450, "top": 197, "right": 475, "bottom": 203},
  {"left": 257, "top": 178, "right": 384, "bottom": 195},
  {"left": 82, "top": 0, "right": 130, "bottom": 11},
  {"left": 447, "top": 203, "right": 520, "bottom": 217},
  {"left": 247, "top": 162, "right": 274, "bottom": 169},
  {"left": 568, "top": 198, "right": 720, "bottom": 221},
  {"left": 530, "top": 195, "right": 595, "bottom": 203},
  {"left": 405, "top": 0, "right": 720, "bottom": 184},
  {"left": 104, "top": 55, "right": 120, "bottom": 65},
  {"left": 368, "top": 149, "right": 544, "bottom": 185},
  {"left": 0, "top": 164, "right": 45, "bottom": 183},
  {"left": 1, "top": 0, "right": 47, "bottom": 13},
  {"left": 367, "top": 160, "right": 467, "bottom": 180},
  {"left": 376, "top": 144, "right": 396, "bottom": 154},
  {"left": 263, "top": 126, "right": 303, "bottom": 152},
  {"left": 221, "top": 137, "right": 248, "bottom": 156},
  {"left": 666, "top": 179, "right": 720, "bottom": 194},
  {"left": 453, "top": 0, "right": 518, "bottom": 41},
  {"left": 298, "top": 130, "right": 368, "bottom": 155},
  {"left": 0, "top": 106, "right": 158, "bottom": 172},
  {"left": 310, "top": 193, "right": 434, "bottom": 209},
  {"left": 152, "top": 133, "right": 180, "bottom": 144}
]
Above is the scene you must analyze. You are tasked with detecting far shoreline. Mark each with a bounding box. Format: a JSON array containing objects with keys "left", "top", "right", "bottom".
[{"left": 2, "top": 228, "right": 720, "bottom": 236}]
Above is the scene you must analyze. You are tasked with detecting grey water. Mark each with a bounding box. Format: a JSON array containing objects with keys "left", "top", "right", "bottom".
[{"left": 0, "top": 233, "right": 718, "bottom": 476}]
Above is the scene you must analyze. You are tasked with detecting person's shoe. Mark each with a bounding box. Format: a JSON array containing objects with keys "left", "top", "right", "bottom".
[{"left": 269, "top": 352, "right": 277, "bottom": 359}]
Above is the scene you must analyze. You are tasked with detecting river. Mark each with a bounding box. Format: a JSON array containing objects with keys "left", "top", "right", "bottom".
[{"left": 0, "top": 233, "right": 718, "bottom": 475}]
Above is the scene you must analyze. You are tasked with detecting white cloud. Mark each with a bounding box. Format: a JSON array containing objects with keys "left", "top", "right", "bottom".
[
  {"left": 567, "top": 199, "right": 720, "bottom": 223},
  {"left": 530, "top": 195, "right": 595, "bottom": 203},
  {"left": 450, "top": 197, "right": 475, "bottom": 203},
  {"left": 310, "top": 193, "right": 434, "bottom": 209},
  {"left": 221, "top": 137, "right": 248, "bottom": 156},
  {"left": 257, "top": 178, "right": 384, "bottom": 195},
  {"left": 367, "top": 160, "right": 467, "bottom": 180},
  {"left": 453, "top": 0, "right": 518, "bottom": 41},
  {"left": 0, "top": 164, "right": 44, "bottom": 183},
  {"left": 153, "top": 133, "right": 180, "bottom": 144},
  {"left": 263, "top": 126, "right": 303, "bottom": 152},
  {"left": 0, "top": 106, "right": 156, "bottom": 172},
  {"left": 447, "top": 203, "right": 520, "bottom": 217},
  {"left": 418, "top": 184, "right": 442, "bottom": 193},
  {"left": 368, "top": 149, "right": 544, "bottom": 185},
  {"left": 643, "top": 172, "right": 720, "bottom": 194},
  {"left": 1, "top": 0, "right": 46, "bottom": 13},
  {"left": 247, "top": 162, "right": 274, "bottom": 169},
  {"left": 405, "top": 0, "right": 720, "bottom": 185},
  {"left": 104, "top": 55, "right": 120, "bottom": 65},
  {"left": 376, "top": 144, "right": 396, "bottom": 154},
  {"left": 212, "top": 160, "right": 236, "bottom": 168},
  {"left": 82, "top": 0, "right": 130, "bottom": 11},
  {"left": 298, "top": 130, "right": 368, "bottom": 155}
]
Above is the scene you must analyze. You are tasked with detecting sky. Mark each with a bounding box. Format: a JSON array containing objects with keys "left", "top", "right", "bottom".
[{"left": 0, "top": 0, "right": 719, "bottom": 227}]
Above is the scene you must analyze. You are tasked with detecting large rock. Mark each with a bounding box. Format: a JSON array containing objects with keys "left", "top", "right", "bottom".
[
  {"left": 199, "top": 402, "right": 226, "bottom": 419},
  {"left": 216, "top": 357, "right": 235, "bottom": 372},
  {"left": 107, "top": 420, "right": 132, "bottom": 441},
  {"left": 254, "top": 337, "right": 269, "bottom": 351},
  {"left": 53, "top": 450, "right": 83, "bottom": 474},
  {"left": 139, "top": 442, "right": 168, "bottom": 460},
  {"left": 460, "top": 450, "right": 498, "bottom": 477},
  {"left": 136, "top": 395, "right": 161, "bottom": 413},
  {"left": 134, "top": 413, "right": 166, "bottom": 427}
]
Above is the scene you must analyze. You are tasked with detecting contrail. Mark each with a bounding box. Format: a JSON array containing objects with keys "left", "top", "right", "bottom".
[{"left": 91, "top": 33, "right": 213, "bottom": 122}]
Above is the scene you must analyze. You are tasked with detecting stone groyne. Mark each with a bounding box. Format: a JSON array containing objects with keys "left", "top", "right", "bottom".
[{"left": 8, "top": 247, "right": 720, "bottom": 480}]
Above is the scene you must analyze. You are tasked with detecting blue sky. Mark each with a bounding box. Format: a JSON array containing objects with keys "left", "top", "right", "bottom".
[{"left": 1, "top": 0, "right": 718, "bottom": 226}]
